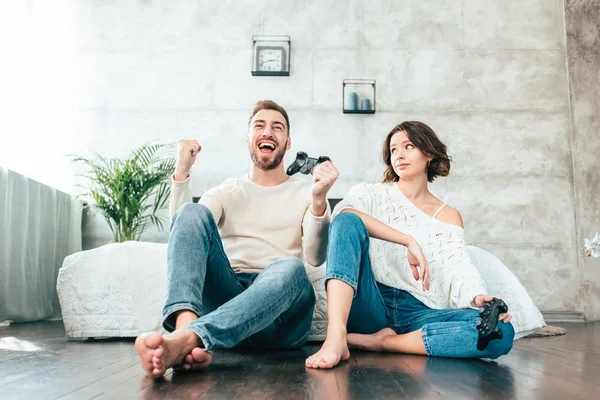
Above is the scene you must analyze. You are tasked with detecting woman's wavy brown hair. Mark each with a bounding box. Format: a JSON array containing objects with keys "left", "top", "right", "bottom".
[{"left": 382, "top": 121, "right": 452, "bottom": 183}]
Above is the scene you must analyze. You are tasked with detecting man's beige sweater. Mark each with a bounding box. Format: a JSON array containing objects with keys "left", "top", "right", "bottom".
[{"left": 169, "top": 175, "right": 330, "bottom": 273}]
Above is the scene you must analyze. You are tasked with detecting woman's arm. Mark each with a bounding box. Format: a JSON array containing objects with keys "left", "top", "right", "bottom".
[
  {"left": 342, "top": 208, "right": 411, "bottom": 245},
  {"left": 341, "top": 208, "right": 430, "bottom": 290},
  {"left": 437, "top": 207, "right": 509, "bottom": 320},
  {"left": 436, "top": 210, "right": 492, "bottom": 311}
]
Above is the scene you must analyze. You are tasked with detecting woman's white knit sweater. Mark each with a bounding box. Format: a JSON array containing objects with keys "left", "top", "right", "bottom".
[{"left": 334, "top": 183, "right": 488, "bottom": 310}]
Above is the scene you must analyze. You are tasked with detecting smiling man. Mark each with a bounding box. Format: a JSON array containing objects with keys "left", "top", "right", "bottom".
[{"left": 135, "top": 100, "right": 339, "bottom": 379}]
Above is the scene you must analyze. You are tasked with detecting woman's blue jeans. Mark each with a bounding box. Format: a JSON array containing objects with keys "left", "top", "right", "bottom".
[{"left": 325, "top": 212, "right": 514, "bottom": 359}]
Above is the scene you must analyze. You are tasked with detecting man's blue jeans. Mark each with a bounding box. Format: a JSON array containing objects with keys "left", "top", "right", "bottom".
[
  {"left": 326, "top": 212, "right": 514, "bottom": 359},
  {"left": 162, "top": 203, "right": 316, "bottom": 350}
]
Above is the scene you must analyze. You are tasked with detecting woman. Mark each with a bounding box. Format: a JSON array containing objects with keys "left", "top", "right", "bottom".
[{"left": 306, "top": 121, "right": 514, "bottom": 369}]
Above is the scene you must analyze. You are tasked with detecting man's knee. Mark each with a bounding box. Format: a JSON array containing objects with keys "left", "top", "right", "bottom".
[
  {"left": 178, "top": 203, "right": 213, "bottom": 221},
  {"left": 172, "top": 203, "right": 215, "bottom": 230}
]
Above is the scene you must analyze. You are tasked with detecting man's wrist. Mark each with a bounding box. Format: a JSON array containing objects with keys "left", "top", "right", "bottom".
[
  {"left": 311, "top": 197, "right": 327, "bottom": 216},
  {"left": 174, "top": 169, "right": 190, "bottom": 182}
]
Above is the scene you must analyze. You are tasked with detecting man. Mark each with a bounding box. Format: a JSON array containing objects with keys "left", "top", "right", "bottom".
[{"left": 135, "top": 100, "right": 339, "bottom": 379}]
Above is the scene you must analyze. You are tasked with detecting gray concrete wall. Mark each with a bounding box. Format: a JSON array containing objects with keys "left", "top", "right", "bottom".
[
  {"left": 7, "top": 1, "right": 595, "bottom": 316},
  {"left": 565, "top": 0, "right": 600, "bottom": 320}
]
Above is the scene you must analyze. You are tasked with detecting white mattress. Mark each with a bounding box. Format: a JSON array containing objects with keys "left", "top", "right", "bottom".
[
  {"left": 57, "top": 242, "right": 168, "bottom": 338},
  {"left": 57, "top": 242, "right": 543, "bottom": 341},
  {"left": 56, "top": 241, "right": 329, "bottom": 340}
]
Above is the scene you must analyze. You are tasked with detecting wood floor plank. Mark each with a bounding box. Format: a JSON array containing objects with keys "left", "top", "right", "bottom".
[{"left": 2, "top": 321, "right": 600, "bottom": 399}]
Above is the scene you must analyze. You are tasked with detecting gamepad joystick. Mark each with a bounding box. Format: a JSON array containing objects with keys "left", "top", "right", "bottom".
[
  {"left": 476, "top": 298, "right": 509, "bottom": 351},
  {"left": 286, "top": 151, "right": 331, "bottom": 176}
]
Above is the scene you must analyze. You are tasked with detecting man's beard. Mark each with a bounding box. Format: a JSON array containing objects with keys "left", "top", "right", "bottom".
[{"left": 249, "top": 145, "right": 286, "bottom": 171}]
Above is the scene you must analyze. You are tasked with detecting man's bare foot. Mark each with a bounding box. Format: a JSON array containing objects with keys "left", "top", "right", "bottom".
[
  {"left": 305, "top": 331, "right": 350, "bottom": 369},
  {"left": 135, "top": 329, "right": 205, "bottom": 379},
  {"left": 347, "top": 328, "right": 396, "bottom": 351},
  {"left": 172, "top": 311, "right": 209, "bottom": 372},
  {"left": 174, "top": 347, "right": 213, "bottom": 372}
]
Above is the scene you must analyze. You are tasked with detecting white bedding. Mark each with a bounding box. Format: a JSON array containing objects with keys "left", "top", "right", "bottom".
[{"left": 57, "top": 242, "right": 544, "bottom": 341}]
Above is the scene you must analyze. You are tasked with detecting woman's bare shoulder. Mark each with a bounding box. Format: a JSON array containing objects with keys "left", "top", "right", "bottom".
[{"left": 437, "top": 205, "right": 464, "bottom": 228}]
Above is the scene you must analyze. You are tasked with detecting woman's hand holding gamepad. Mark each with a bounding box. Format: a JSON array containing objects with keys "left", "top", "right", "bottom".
[{"left": 473, "top": 295, "right": 512, "bottom": 322}]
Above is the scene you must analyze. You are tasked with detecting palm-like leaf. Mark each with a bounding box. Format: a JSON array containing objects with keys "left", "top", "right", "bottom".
[{"left": 71, "top": 143, "right": 176, "bottom": 243}]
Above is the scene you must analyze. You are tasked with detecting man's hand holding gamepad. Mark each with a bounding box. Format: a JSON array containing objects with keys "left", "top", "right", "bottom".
[
  {"left": 472, "top": 295, "right": 512, "bottom": 323},
  {"left": 310, "top": 161, "right": 339, "bottom": 216}
]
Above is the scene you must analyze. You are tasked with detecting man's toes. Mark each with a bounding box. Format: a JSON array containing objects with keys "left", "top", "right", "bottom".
[
  {"left": 136, "top": 332, "right": 170, "bottom": 379},
  {"left": 189, "top": 348, "right": 212, "bottom": 370},
  {"left": 135, "top": 334, "right": 155, "bottom": 359},
  {"left": 152, "top": 367, "right": 165, "bottom": 378},
  {"left": 190, "top": 348, "right": 209, "bottom": 361}
]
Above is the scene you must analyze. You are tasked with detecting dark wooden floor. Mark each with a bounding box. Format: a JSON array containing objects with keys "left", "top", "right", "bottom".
[{"left": 1, "top": 321, "right": 599, "bottom": 400}]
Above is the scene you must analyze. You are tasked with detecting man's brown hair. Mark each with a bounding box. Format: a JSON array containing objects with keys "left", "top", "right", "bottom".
[{"left": 249, "top": 100, "right": 290, "bottom": 135}]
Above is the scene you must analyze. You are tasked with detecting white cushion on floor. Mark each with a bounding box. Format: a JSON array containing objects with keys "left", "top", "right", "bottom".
[
  {"left": 57, "top": 242, "right": 167, "bottom": 338},
  {"left": 56, "top": 242, "right": 543, "bottom": 341}
]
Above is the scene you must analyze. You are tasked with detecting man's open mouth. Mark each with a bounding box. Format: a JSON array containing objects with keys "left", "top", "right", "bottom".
[{"left": 258, "top": 142, "right": 276, "bottom": 154}]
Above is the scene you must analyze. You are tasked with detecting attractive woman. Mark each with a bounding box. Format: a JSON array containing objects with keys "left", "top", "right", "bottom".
[{"left": 306, "top": 121, "right": 514, "bottom": 369}]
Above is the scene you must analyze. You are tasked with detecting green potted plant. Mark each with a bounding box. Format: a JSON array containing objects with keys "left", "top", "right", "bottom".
[{"left": 72, "top": 143, "right": 176, "bottom": 242}]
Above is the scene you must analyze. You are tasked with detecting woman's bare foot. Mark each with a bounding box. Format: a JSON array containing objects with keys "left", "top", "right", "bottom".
[
  {"left": 347, "top": 328, "right": 396, "bottom": 351},
  {"left": 135, "top": 329, "right": 206, "bottom": 379},
  {"left": 305, "top": 330, "right": 350, "bottom": 369},
  {"left": 174, "top": 347, "right": 213, "bottom": 372}
]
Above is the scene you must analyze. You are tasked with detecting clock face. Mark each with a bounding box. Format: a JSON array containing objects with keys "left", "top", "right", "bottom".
[{"left": 257, "top": 47, "right": 284, "bottom": 72}]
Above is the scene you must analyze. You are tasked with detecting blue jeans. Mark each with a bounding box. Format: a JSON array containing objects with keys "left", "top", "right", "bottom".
[
  {"left": 162, "top": 203, "right": 316, "bottom": 350},
  {"left": 326, "top": 212, "right": 514, "bottom": 359}
]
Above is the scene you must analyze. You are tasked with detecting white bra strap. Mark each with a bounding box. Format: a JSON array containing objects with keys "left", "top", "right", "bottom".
[{"left": 433, "top": 203, "right": 447, "bottom": 219}]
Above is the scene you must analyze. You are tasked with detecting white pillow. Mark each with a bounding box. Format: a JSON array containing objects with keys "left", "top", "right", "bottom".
[{"left": 467, "top": 245, "right": 546, "bottom": 339}]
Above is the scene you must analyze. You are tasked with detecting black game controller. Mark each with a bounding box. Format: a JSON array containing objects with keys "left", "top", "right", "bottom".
[
  {"left": 286, "top": 151, "right": 331, "bottom": 176},
  {"left": 476, "top": 298, "right": 508, "bottom": 350}
]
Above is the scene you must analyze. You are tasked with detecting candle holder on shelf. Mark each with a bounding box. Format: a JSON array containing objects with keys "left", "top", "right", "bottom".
[{"left": 342, "top": 79, "right": 376, "bottom": 114}]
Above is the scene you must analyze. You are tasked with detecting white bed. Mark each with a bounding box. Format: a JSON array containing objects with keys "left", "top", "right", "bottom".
[{"left": 57, "top": 241, "right": 544, "bottom": 341}]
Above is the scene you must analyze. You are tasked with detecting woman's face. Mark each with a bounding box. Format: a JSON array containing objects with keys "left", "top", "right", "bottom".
[{"left": 389, "top": 130, "right": 432, "bottom": 181}]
